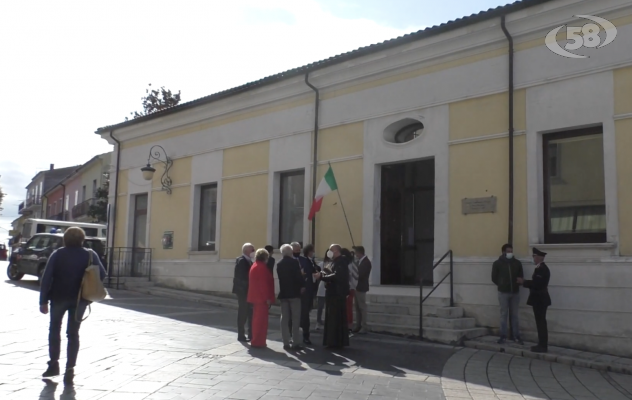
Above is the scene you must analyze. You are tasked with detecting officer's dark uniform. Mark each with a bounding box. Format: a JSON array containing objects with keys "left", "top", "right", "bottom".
[{"left": 523, "top": 248, "right": 551, "bottom": 353}]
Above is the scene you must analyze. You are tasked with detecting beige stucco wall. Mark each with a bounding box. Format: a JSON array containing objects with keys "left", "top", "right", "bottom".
[
  {"left": 314, "top": 123, "right": 364, "bottom": 252},
  {"left": 149, "top": 187, "right": 190, "bottom": 260},
  {"left": 220, "top": 142, "right": 270, "bottom": 258},
  {"left": 220, "top": 175, "right": 269, "bottom": 259},
  {"left": 448, "top": 92, "right": 528, "bottom": 257}
]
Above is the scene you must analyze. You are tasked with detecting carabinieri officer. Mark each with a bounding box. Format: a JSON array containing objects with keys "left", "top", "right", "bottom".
[{"left": 522, "top": 248, "right": 551, "bottom": 353}]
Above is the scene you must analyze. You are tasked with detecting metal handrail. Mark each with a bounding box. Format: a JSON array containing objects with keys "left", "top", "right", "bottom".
[
  {"left": 419, "top": 249, "right": 453, "bottom": 339},
  {"left": 106, "top": 247, "right": 153, "bottom": 290}
]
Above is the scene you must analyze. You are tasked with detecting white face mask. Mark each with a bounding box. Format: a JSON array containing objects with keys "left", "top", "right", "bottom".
[
  {"left": 326, "top": 250, "right": 334, "bottom": 259},
  {"left": 506, "top": 253, "right": 514, "bottom": 259},
  {"left": 249, "top": 252, "right": 255, "bottom": 260}
]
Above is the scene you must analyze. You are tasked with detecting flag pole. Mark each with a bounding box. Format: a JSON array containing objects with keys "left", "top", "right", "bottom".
[{"left": 330, "top": 162, "right": 355, "bottom": 247}]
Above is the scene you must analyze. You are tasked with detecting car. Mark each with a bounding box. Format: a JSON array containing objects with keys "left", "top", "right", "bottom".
[{"left": 6, "top": 233, "right": 106, "bottom": 283}]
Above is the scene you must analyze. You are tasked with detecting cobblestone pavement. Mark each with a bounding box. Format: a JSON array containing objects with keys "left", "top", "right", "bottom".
[
  {"left": 1, "top": 268, "right": 630, "bottom": 400},
  {"left": 441, "top": 345, "right": 632, "bottom": 400}
]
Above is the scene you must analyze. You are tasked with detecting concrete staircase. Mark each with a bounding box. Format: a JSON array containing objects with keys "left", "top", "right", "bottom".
[{"left": 367, "top": 293, "right": 487, "bottom": 345}]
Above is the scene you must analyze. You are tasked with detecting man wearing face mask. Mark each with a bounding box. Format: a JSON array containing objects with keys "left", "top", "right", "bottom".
[
  {"left": 491, "top": 243, "right": 524, "bottom": 345},
  {"left": 320, "top": 244, "right": 349, "bottom": 348},
  {"left": 233, "top": 242, "right": 255, "bottom": 342}
]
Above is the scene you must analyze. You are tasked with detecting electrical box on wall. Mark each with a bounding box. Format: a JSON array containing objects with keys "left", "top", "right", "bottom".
[{"left": 162, "top": 231, "right": 174, "bottom": 249}]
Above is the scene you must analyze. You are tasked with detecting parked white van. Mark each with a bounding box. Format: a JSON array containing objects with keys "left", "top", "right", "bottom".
[{"left": 21, "top": 218, "right": 107, "bottom": 241}]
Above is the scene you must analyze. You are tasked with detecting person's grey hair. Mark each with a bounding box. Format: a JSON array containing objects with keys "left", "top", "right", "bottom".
[
  {"left": 281, "top": 244, "right": 294, "bottom": 257},
  {"left": 242, "top": 243, "right": 253, "bottom": 254},
  {"left": 291, "top": 241, "right": 301, "bottom": 250},
  {"left": 330, "top": 244, "right": 341, "bottom": 252}
]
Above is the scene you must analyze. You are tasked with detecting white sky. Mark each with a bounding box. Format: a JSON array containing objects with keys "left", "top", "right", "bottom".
[{"left": 0, "top": 0, "right": 511, "bottom": 243}]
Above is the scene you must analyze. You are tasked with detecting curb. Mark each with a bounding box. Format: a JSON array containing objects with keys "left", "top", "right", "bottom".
[{"left": 464, "top": 340, "right": 632, "bottom": 376}]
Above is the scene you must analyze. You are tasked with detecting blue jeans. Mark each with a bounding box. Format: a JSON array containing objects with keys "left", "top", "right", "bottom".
[
  {"left": 49, "top": 300, "right": 88, "bottom": 369},
  {"left": 498, "top": 292, "right": 520, "bottom": 339}
]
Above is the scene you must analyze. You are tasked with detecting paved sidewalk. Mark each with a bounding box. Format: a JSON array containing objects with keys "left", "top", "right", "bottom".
[
  {"left": 0, "top": 273, "right": 454, "bottom": 400},
  {"left": 465, "top": 336, "right": 632, "bottom": 375},
  {"left": 2, "top": 270, "right": 631, "bottom": 400}
]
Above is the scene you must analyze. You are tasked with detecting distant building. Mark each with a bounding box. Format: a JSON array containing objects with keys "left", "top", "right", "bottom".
[
  {"left": 41, "top": 153, "right": 112, "bottom": 222},
  {"left": 19, "top": 164, "right": 79, "bottom": 219}
]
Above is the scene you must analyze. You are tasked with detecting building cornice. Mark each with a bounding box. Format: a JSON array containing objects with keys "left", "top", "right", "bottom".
[{"left": 99, "top": 0, "right": 632, "bottom": 145}]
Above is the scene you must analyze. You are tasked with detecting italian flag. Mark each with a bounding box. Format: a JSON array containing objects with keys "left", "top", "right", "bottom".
[{"left": 308, "top": 165, "right": 338, "bottom": 221}]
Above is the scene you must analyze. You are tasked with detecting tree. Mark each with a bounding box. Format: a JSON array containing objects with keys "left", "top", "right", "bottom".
[
  {"left": 88, "top": 178, "right": 109, "bottom": 223},
  {"left": 0, "top": 184, "right": 4, "bottom": 213},
  {"left": 127, "top": 83, "right": 181, "bottom": 120}
]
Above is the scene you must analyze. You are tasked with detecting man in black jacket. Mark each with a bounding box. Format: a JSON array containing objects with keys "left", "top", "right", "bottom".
[
  {"left": 491, "top": 243, "right": 524, "bottom": 345},
  {"left": 523, "top": 248, "right": 551, "bottom": 353},
  {"left": 233, "top": 242, "right": 255, "bottom": 342},
  {"left": 353, "top": 246, "right": 372, "bottom": 334},
  {"left": 265, "top": 245, "right": 275, "bottom": 274},
  {"left": 277, "top": 244, "right": 305, "bottom": 349}
]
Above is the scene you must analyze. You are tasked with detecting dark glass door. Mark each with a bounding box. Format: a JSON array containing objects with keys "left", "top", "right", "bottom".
[{"left": 380, "top": 159, "right": 435, "bottom": 286}]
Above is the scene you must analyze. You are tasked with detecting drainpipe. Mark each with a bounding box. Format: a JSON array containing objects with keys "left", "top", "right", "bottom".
[
  {"left": 501, "top": 15, "right": 514, "bottom": 245},
  {"left": 501, "top": 15, "right": 516, "bottom": 341},
  {"left": 305, "top": 73, "right": 319, "bottom": 248},
  {"left": 42, "top": 195, "right": 47, "bottom": 218},
  {"left": 60, "top": 183, "right": 66, "bottom": 221},
  {"left": 109, "top": 130, "right": 121, "bottom": 275}
]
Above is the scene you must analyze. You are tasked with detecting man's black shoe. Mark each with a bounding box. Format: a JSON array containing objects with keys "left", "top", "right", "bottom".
[
  {"left": 292, "top": 345, "right": 303, "bottom": 350},
  {"left": 42, "top": 362, "right": 60, "bottom": 378},
  {"left": 237, "top": 337, "right": 250, "bottom": 342},
  {"left": 530, "top": 345, "right": 548, "bottom": 353},
  {"left": 303, "top": 338, "right": 312, "bottom": 345},
  {"left": 63, "top": 369, "right": 74, "bottom": 385},
  {"left": 283, "top": 345, "right": 292, "bottom": 350}
]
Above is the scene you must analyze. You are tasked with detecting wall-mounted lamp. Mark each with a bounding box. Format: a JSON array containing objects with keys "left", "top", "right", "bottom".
[{"left": 141, "top": 145, "right": 173, "bottom": 194}]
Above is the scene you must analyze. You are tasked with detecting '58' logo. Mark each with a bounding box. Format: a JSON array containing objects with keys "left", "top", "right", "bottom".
[{"left": 546, "top": 15, "right": 617, "bottom": 58}]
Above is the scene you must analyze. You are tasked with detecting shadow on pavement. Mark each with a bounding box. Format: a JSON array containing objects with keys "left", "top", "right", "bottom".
[{"left": 6, "top": 278, "right": 455, "bottom": 381}]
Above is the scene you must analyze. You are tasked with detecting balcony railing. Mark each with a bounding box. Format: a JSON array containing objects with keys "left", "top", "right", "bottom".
[
  {"left": 25, "top": 196, "right": 42, "bottom": 208},
  {"left": 49, "top": 211, "right": 69, "bottom": 221},
  {"left": 72, "top": 198, "right": 95, "bottom": 219},
  {"left": 18, "top": 202, "right": 25, "bottom": 212}
]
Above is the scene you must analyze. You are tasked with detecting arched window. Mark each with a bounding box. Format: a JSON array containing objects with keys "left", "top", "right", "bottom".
[
  {"left": 383, "top": 118, "right": 425, "bottom": 144},
  {"left": 394, "top": 122, "right": 424, "bottom": 143}
]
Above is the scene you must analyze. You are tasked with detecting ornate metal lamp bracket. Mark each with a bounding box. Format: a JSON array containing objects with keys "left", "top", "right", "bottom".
[{"left": 145, "top": 145, "right": 173, "bottom": 194}]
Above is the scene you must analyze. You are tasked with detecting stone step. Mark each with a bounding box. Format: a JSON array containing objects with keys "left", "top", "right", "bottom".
[
  {"left": 436, "top": 307, "right": 464, "bottom": 319},
  {"left": 367, "top": 312, "right": 476, "bottom": 330},
  {"left": 366, "top": 303, "right": 438, "bottom": 316},
  {"left": 123, "top": 281, "right": 155, "bottom": 289},
  {"left": 369, "top": 323, "right": 487, "bottom": 345},
  {"left": 367, "top": 294, "right": 450, "bottom": 307}
]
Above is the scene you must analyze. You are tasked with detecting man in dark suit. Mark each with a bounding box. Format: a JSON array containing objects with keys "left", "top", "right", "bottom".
[
  {"left": 352, "top": 245, "right": 372, "bottom": 334},
  {"left": 521, "top": 247, "right": 552, "bottom": 353},
  {"left": 277, "top": 244, "right": 305, "bottom": 349},
  {"left": 265, "top": 245, "right": 275, "bottom": 274},
  {"left": 232, "top": 242, "right": 255, "bottom": 342},
  {"left": 296, "top": 243, "right": 318, "bottom": 345}
]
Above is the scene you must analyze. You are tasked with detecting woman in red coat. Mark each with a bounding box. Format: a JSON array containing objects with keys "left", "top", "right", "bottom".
[{"left": 247, "top": 248, "right": 276, "bottom": 348}]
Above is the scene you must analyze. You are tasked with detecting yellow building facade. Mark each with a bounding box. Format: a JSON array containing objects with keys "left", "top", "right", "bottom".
[{"left": 99, "top": 0, "right": 632, "bottom": 356}]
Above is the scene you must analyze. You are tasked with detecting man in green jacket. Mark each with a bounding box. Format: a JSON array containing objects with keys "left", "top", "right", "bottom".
[{"left": 491, "top": 243, "right": 524, "bottom": 345}]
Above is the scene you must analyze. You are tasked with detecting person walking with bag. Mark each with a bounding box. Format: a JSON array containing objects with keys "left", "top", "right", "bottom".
[{"left": 39, "top": 227, "right": 107, "bottom": 384}]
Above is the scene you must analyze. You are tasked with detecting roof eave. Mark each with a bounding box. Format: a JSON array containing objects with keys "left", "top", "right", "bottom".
[{"left": 94, "top": 0, "right": 556, "bottom": 135}]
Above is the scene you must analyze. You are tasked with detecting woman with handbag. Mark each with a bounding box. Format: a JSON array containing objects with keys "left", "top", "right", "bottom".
[{"left": 39, "top": 227, "right": 107, "bottom": 385}]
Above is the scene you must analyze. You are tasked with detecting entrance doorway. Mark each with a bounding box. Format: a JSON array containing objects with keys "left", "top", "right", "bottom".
[{"left": 380, "top": 159, "right": 435, "bottom": 286}]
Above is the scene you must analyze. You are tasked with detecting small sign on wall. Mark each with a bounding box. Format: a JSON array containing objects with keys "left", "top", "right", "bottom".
[
  {"left": 462, "top": 196, "right": 497, "bottom": 215},
  {"left": 162, "top": 231, "right": 174, "bottom": 249}
]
